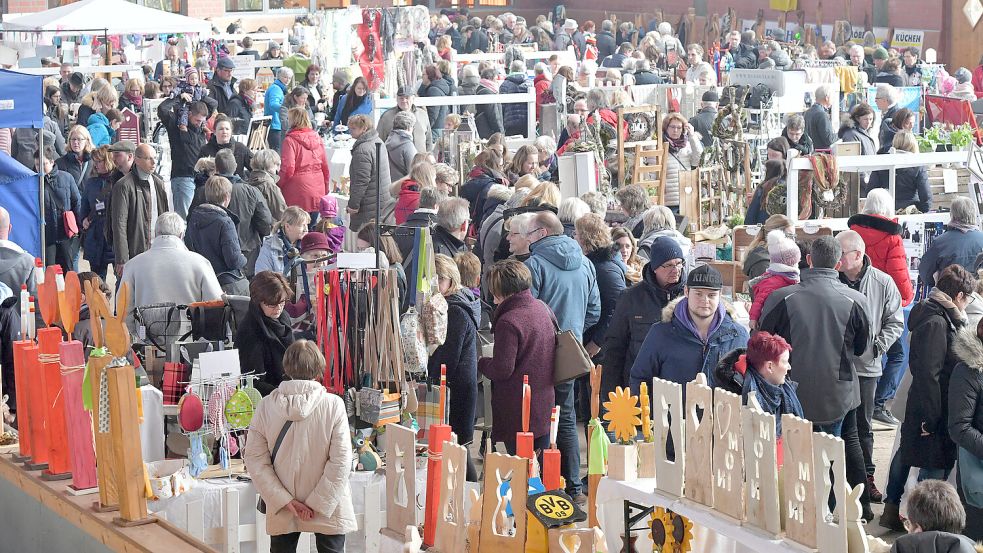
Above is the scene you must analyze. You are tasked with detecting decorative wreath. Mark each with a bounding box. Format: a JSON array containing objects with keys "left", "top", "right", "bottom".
[
  {"left": 625, "top": 112, "right": 659, "bottom": 143},
  {"left": 649, "top": 507, "right": 694, "bottom": 553}
]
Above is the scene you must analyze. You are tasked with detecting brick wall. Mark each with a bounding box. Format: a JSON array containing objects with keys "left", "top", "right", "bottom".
[
  {"left": 7, "top": 0, "right": 46, "bottom": 13},
  {"left": 185, "top": 0, "right": 225, "bottom": 19}
]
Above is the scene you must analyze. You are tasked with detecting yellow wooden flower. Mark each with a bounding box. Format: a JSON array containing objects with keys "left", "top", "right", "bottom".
[
  {"left": 649, "top": 508, "right": 694, "bottom": 553},
  {"left": 602, "top": 386, "right": 641, "bottom": 443}
]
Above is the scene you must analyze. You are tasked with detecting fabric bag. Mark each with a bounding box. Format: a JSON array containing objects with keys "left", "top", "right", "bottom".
[
  {"left": 541, "top": 301, "right": 593, "bottom": 385},
  {"left": 400, "top": 308, "right": 427, "bottom": 377},
  {"left": 416, "top": 228, "right": 448, "bottom": 348},
  {"left": 256, "top": 420, "right": 294, "bottom": 514},
  {"left": 958, "top": 447, "right": 983, "bottom": 508},
  {"left": 415, "top": 381, "right": 451, "bottom": 441},
  {"left": 63, "top": 211, "right": 79, "bottom": 239}
]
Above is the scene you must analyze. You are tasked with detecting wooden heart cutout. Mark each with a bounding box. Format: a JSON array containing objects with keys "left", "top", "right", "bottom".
[
  {"left": 715, "top": 401, "right": 733, "bottom": 439},
  {"left": 37, "top": 266, "right": 60, "bottom": 326},
  {"left": 83, "top": 281, "right": 103, "bottom": 349}
]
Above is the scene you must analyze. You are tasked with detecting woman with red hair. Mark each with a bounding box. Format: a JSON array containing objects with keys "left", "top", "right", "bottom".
[{"left": 714, "top": 331, "right": 804, "bottom": 465}]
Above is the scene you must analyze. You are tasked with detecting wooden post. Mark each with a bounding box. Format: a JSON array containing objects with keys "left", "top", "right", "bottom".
[
  {"left": 89, "top": 352, "right": 119, "bottom": 511},
  {"left": 107, "top": 363, "right": 152, "bottom": 526},
  {"left": 11, "top": 341, "right": 33, "bottom": 462},
  {"left": 424, "top": 366, "right": 450, "bottom": 547},
  {"left": 542, "top": 406, "right": 561, "bottom": 491},
  {"left": 587, "top": 365, "right": 603, "bottom": 528},
  {"left": 22, "top": 342, "right": 48, "bottom": 470},
  {"left": 38, "top": 327, "right": 71, "bottom": 480},
  {"left": 433, "top": 441, "right": 468, "bottom": 553},
  {"left": 517, "top": 375, "right": 534, "bottom": 475},
  {"left": 60, "top": 340, "right": 98, "bottom": 492}
]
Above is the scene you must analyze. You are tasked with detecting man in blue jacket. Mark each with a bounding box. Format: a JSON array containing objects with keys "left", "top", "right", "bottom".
[
  {"left": 264, "top": 68, "right": 292, "bottom": 152},
  {"left": 630, "top": 264, "right": 749, "bottom": 395},
  {"left": 522, "top": 210, "right": 600, "bottom": 502}
]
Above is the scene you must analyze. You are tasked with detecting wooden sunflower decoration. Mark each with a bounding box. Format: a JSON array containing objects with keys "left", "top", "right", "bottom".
[
  {"left": 649, "top": 507, "right": 694, "bottom": 553},
  {"left": 602, "top": 386, "right": 641, "bottom": 444}
]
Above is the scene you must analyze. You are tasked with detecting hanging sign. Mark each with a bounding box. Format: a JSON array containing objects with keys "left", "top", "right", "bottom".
[
  {"left": 118, "top": 108, "right": 140, "bottom": 144},
  {"left": 890, "top": 29, "right": 924, "bottom": 51}
]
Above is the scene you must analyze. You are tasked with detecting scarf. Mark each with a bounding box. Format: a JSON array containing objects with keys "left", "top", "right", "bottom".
[
  {"left": 479, "top": 78, "right": 500, "bottom": 93},
  {"left": 929, "top": 289, "right": 969, "bottom": 323},
  {"left": 667, "top": 132, "right": 688, "bottom": 152},
  {"left": 743, "top": 360, "right": 803, "bottom": 437},
  {"left": 948, "top": 222, "right": 978, "bottom": 234},
  {"left": 241, "top": 93, "right": 254, "bottom": 109},
  {"left": 765, "top": 263, "right": 800, "bottom": 281},
  {"left": 126, "top": 91, "right": 144, "bottom": 110}
]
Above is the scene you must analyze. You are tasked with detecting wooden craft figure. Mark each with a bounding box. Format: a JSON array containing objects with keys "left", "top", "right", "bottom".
[
  {"left": 384, "top": 423, "right": 417, "bottom": 537},
  {"left": 548, "top": 527, "right": 608, "bottom": 553},
  {"left": 404, "top": 525, "right": 423, "bottom": 553},
  {"left": 466, "top": 488, "right": 483, "bottom": 552},
  {"left": 602, "top": 387, "right": 640, "bottom": 481},
  {"left": 814, "top": 431, "right": 847, "bottom": 553},
  {"left": 782, "top": 414, "right": 817, "bottom": 549},
  {"left": 434, "top": 441, "right": 468, "bottom": 553},
  {"left": 38, "top": 326, "right": 71, "bottom": 480},
  {"left": 742, "top": 394, "right": 781, "bottom": 537},
  {"left": 542, "top": 406, "right": 561, "bottom": 491},
  {"left": 478, "top": 453, "right": 529, "bottom": 553},
  {"left": 11, "top": 341, "right": 34, "bottom": 463},
  {"left": 21, "top": 339, "right": 47, "bottom": 470},
  {"left": 636, "top": 383, "right": 656, "bottom": 479},
  {"left": 684, "top": 374, "right": 714, "bottom": 507},
  {"left": 517, "top": 375, "right": 535, "bottom": 474},
  {"left": 586, "top": 364, "right": 605, "bottom": 527},
  {"left": 87, "top": 280, "right": 119, "bottom": 511},
  {"left": 61, "top": 337, "right": 98, "bottom": 493},
  {"left": 424, "top": 366, "right": 452, "bottom": 547},
  {"left": 711, "top": 388, "right": 744, "bottom": 521},
  {"left": 845, "top": 483, "right": 870, "bottom": 553},
  {"left": 650, "top": 378, "right": 685, "bottom": 497}
]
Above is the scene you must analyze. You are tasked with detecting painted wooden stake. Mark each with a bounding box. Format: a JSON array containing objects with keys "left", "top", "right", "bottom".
[
  {"left": 384, "top": 423, "right": 418, "bottom": 537},
  {"left": 107, "top": 363, "right": 152, "bottom": 526},
  {"left": 38, "top": 327, "right": 71, "bottom": 480},
  {"left": 684, "top": 373, "right": 714, "bottom": 507},
  {"left": 89, "top": 352, "right": 119, "bottom": 511},
  {"left": 587, "top": 364, "right": 603, "bottom": 528},
  {"left": 478, "top": 453, "right": 529, "bottom": 553},
  {"left": 542, "top": 406, "right": 561, "bottom": 491},
  {"left": 517, "top": 375, "right": 534, "bottom": 475},
  {"left": 22, "top": 342, "right": 48, "bottom": 470},
  {"left": 782, "top": 414, "right": 817, "bottom": 549},
  {"left": 12, "top": 341, "right": 33, "bottom": 462},
  {"left": 434, "top": 440, "right": 468, "bottom": 553},
  {"left": 60, "top": 340, "right": 97, "bottom": 492},
  {"left": 424, "top": 366, "right": 451, "bottom": 547}
]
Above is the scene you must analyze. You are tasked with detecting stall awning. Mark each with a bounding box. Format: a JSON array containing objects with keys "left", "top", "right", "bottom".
[{"left": 2, "top": 0, "right": 211, "bottom": 36}]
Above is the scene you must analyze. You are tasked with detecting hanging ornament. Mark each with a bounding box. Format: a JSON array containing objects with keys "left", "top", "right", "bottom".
[{"left": 965, "top": 0, "right": 983, "bottom": 27}]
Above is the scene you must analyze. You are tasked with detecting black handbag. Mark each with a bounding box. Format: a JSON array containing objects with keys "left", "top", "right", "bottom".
[{"left": 256, "top": 420, "right": 294, "bottom": 514}]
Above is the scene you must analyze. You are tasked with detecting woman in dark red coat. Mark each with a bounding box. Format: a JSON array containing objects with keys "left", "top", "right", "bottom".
[
  {"left": 478, "top": 259, "right": 556, "bottom": 454},
  {"left": 278, "top": 106, "right": 330, "bottom": 215},
  {"left": 848, "top": 188, "right": 914, "bottom": 306}
]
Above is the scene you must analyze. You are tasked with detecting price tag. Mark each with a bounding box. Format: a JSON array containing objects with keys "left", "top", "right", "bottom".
[
  {"left": 526, "top": 491, "right": 586, "bottom": 529},
  {"left": 942, "top": 169, "right": 958, "bottom": 193}
]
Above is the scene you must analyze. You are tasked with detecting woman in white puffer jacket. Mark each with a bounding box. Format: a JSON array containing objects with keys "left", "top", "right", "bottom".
[{"left": 661, "top": 112, "right": 704, "bottom": 210}]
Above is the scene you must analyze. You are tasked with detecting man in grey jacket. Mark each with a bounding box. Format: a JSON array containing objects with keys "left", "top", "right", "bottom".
[
  {"left": 837, "top": 230, "right": 903, "bottom": 507},
  {"left": 804, "top": 84, "right": 838, "bottom": 150},
  {"left": 760, "top": 235, "right": 872, "bottom": 518},
  {"left": 376, "top": 86, "right": 433, "bottom": 154}
]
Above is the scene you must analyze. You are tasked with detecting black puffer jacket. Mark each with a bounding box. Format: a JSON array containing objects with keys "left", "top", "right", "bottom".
[
  {"left": 460, "top": 168, "right": 504, "bottom": 225},
  {"left": 236, "top": 302, "right": 294, "bottom": 395},
  {"left": 584, "top": 245, "right": 627, "bottom": 350},
  {"left": 225, "top": 94, "right": 255, "bottom": 135},
  {"left": 43, "top": 169, "right": 81, "bottom": 246},
  {"left": 474, "top": 83, "right": 504, "bottom": 138},
  {"left": 732, "top": 43, "right": 759, "bottom": 69},
  {"left": 949, "top": 326, "right": 983, "bottom": 462},
  {"left": 418, "top": 76, "right": 451, "bottom": 135},
  {"left": 427, "top": 291, "right": 479, "bottom": 445},
  {"left": 158, "top": 97, "right": 210, "bottom": 178},
  {"left": 602, "top": 263, "right": 686, "bottom": 401},
  {"left": 184, "top": 204, "right": 247, "bottom": 285},
  {"left": 55, "top": 151, "right": 92, "bottom": 187},
  {"left": 899, "top": 296, "right": 965, "bottom": 470}
]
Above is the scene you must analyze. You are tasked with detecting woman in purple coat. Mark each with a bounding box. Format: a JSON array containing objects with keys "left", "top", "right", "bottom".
[{"left": 478, "top": 259, "right": 557, "bottom": 454}]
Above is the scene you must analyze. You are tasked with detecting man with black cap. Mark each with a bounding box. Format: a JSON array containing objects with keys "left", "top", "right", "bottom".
[
  {"left": 630, "top": 263, "right": 749, "bottom": 394},
  {"left": 690, "top": 90, "right": 719, "bottom": 149},
  {"left": 208, "top": 56, "right": 239, "bottom": 116},
  {"left": 604, "top": 236, "right": 687, "bottom": 406},
  {"left": 60, "top": 72, "right": 85, "bottom": 106},
  {"left": 376, "top": 86, "right": 433, "bottom": 153}
]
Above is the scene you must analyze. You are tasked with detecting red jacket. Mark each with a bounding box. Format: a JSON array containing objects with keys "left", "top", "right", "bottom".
[
  {"left": 848, "top": 213, "right": 914, "bottom": 306},
  {"left": 278, "top": 127, "right": 330, "bottom": 212},
  {"left": 394, "top": 179, "right": 421, "bottom": 225},
  {"left": 749, "top": 273, "right": 798, "bottom": 323},
  {"left": 973, "top": 65, "right": 983, "bottom": 99},
  {"left": 534, "top": 74, "right": 551, "bottom": 118}
]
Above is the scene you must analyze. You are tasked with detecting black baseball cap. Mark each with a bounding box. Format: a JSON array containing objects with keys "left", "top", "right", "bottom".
[{"left": 686, "top": 264, "right": 722, "bottom": 290}]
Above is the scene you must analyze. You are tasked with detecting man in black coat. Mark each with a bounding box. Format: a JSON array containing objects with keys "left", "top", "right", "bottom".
[
  {"left": 207, "top": 57, "right": 239, "bottom": 116},
  {"left": 474, "top": 67, "right": 504, "bottom": 138},
  {"left": 184, "top": 177, "right": 248, "bottom": 296},
  {"left": 602, "top": 237, "right": 685, "bottom": 407},
  {"left": 875, "top": 84, "right": 901, "bottom": 154},
  {"left": 596, "top": 20, "right": 617, "bottom": 59},
  {"left": 431, "top": 197, "right": 470, "bottom": 258},
  {"left": 690, "top": 90, "right": 719, "bottom": 148},
  {"left": 732, "top": 31, "right": 760, "bottom": 70},
  {"left": 326, "top": 72, "right": 349, "bottom": 125},
  {"left": 158, "top": 97, "right": 216, "bottom": 219},
  {"left": 632, "top": 59, "right": 663, "bottom": 85},
  {"left": 804, "top": 84, "right": 837, "bottom": 150}
]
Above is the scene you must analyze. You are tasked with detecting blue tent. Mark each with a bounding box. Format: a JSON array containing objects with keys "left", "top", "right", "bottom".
[
  {"left": 0, "top": 69, "right": 44, "bottom": 258},
  {"left": 0, "top": 152, "right": 41, "bottom": 258}
]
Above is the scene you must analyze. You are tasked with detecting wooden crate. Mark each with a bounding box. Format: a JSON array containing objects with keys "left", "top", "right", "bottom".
[{"left": 927, "top": 167, "right": 976, "bottom": 213}]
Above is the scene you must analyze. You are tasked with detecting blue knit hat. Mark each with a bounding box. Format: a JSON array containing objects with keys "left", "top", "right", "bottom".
[{"left": 647, "top": 236, "right": 684, "bottom": 269}]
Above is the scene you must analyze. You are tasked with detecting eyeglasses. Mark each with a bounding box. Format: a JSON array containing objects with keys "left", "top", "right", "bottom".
[
  {"left": 658, "top": 260, "right": 684, "bottom": 270},
  {"left": 524, "top": 227, "right": 546, "bottom": 237},
  {"left": 69, "top": 138, "right": 87, "bottom": 143},
  {"left": 262, "top": 300, "right": 287, "bottom": 308}
]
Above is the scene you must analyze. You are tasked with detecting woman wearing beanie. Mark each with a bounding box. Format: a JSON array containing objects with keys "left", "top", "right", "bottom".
[
  {"left": 950, "top": 68, "right": 977, "bottom": 102},
  {"left": 313, "top": 195, "right": 346, "bottom": 253},
  {"left": 748, "top": 230, "right": 801, "bottom": 329}
]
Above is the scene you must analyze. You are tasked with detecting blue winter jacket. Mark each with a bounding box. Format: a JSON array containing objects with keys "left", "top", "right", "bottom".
[
  {"left": 86, "top": 113, "right": 114, "bottom": 147},
  {"left": 78, "top": 173, "right": 115, "bottom": 268},
  {"left": 630, "top": 297, "right": 749, "bottom": 395},
  {"left": 331, "top": 93, "right": 374, "bottom": 130},
  {"left": 525, "top": 234, "right": 601, "bottom": 342},
  {"left": 264, "top": 80, "right": 288, "bottom": 131},
  {"left": 919, "top": 227, "right": 983, "bottom": 288}
]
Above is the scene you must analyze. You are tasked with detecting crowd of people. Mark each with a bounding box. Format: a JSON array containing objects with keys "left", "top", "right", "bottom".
[{"left": 3, "top": 7, "right": 983, "bottom": 552}]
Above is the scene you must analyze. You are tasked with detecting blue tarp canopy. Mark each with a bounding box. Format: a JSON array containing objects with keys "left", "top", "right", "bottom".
[
  {"left": 0, "top": 69, "right": 44, "bottom": 259},
  {"left": 0, "top": 69, "right": 43, "bottom": 130},
  {"left": 0, "top": 152, "right": 42, "bottom": 258}
]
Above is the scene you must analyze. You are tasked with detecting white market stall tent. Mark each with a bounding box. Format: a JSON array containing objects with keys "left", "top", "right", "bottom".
[{"left": 2, "top": 0, "right": 211, "bottom": 36}]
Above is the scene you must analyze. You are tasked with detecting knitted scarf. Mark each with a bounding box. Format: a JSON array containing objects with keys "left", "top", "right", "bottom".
[
  {"left": 667, "top": 131, "right": 688, "bottom": 152},
  {"left": 743, "top": 358, "right": 804, "bottom": 437}
]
